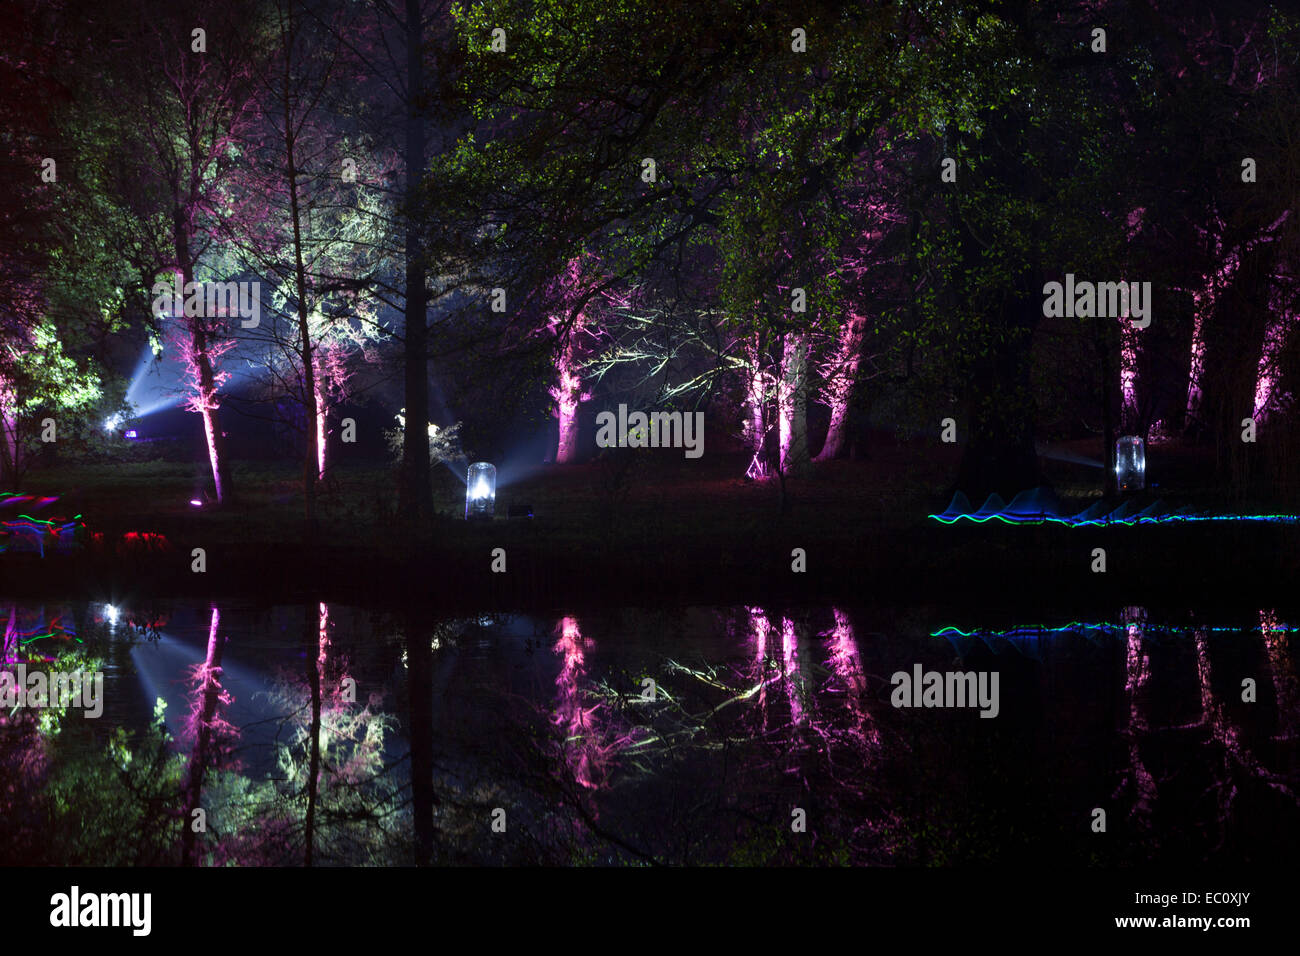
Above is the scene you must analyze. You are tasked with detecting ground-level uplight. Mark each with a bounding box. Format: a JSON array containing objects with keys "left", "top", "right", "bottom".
[
  {"left": 1115, "top": 435, "right": 1145, "bottom": 492},
  {"left": 465, "top": 462, "right": 496, "bottom": 519}
]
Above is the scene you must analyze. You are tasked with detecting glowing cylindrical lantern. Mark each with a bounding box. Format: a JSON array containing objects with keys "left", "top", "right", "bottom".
[
  {"left": 1115, "top": 435, "right": 1145, "bottom": 492},
  {"left": 465, "top": 462, "right": 497, "bottom": 519}
]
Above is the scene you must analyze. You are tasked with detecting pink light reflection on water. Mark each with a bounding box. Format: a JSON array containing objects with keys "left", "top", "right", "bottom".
[
  {"left": 781, "top": 616, "right": 806, "bottom": 727},
  {"left": 1124, "top": 608, "right": 1156, "bottom": 823},
  {"left": 551, "top": 616, "right": 636, "bottom": 792},
  {"left": 825, "top": 608, "right": 879, "bottom": 748}
]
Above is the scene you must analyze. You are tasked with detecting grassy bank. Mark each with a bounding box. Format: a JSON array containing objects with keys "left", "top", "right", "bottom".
[{"left": 2, "top": 440, "right": 1297, "bottom": 611}]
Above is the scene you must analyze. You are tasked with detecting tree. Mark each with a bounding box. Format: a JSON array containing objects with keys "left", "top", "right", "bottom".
[
  {"left": 228, "top": 0, "right": 393, "bottom": 521},
  {"left": 85, "top": 0, "right": 270, "bottom": 504}
]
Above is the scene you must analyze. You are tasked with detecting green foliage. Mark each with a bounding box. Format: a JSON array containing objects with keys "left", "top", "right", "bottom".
[{"left": 42, "top": 697, "right": 188, "bottom": 866}]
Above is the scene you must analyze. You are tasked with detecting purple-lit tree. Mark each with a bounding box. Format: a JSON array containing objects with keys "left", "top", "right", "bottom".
[
  {"left": 227, "top": 0, "right": 393, "bottom": 517},
  {"left": 814, "top": 312, "right": 870, "bottom": 462},
  {"left": 1182, "top": 211, "right": 1291, "bottom": 433},
  {"left": 1254, "top": 268, "right": 1299, "bottom": 421},
  {"left": 167, "top": 306, "right": 237, "bottom": 507},
  {"left": 180, "top": 607, "right": 237, "bottom": 866},
  {"left": 543, "top": 259, "right": 601, "bottom": 463},
  {"left": 93, "top": 0, "right": 269, "bottom": 505}
]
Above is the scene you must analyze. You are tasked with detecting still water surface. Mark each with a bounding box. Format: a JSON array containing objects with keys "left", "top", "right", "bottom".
[{"left": 1, "top": 601, "right": 1295, "bottom": 865}]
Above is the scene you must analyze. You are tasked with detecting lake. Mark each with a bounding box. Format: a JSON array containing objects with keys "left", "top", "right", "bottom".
[{"left": 1, "top": 600, "right": 1295, "bottom": 866}]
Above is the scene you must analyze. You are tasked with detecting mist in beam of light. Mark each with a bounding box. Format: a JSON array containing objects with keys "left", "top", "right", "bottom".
[
  {"left": 442, "top": 456, "right": 470, "bottom": 484},
  {"left": 1035, "top": 442, "right": 1103, "bottom": 469},
  {"left": 123, "top": 345, "right": 182, "bottom": 418}
]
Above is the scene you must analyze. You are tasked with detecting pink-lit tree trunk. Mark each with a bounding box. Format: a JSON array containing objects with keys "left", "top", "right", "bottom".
[
  {"left": 1254, "top": 279, "right": 1294, "bottom": 421},
  {"left": 780, "top": 615, "right": 807, "bottom": 726},
  {"left": 547, "top": 257, "right": 594, "bottom": 463},
  {"left": 1261, "top": 609, "right": 1298, "bottom": 740},
  {"left": 748, "top": 607, "right": 771, "bottom": 726},
  {"left": 311, "top": 343, "right": 351, "bottom": 482},
  {"left": 0, "top": 384, "right": 19, "bottom": 488},
  {"left": 1186, "top": 286, "right": 1215, "bottom": 430},
  {"left": 741, "top": 335, "right": 772, "bottom": 479},
  {"left": 1123, "top": 607, "right": 1156, "bottom": 826},
  {"left": 118, "top": 5, "right": 258, "bottom": 509},
  {"left": 199, "top": 404, "right": 224, "bottom": 501},
  {"left": 183, "top": 334, "right": 232, "bottom": 504},
  {"left": 315, "top": 372, "right": 327, "bottom": 480},
  {"left": 826, "top": 607, "right": 878, "bottom": 748},
  {"left": 171, "top": 260, "right": 235, "bottom": 506},
  {"left": 1186, "top": 212, "right": 1289, "bottom": 431},
  {"left": 778, "top": 332, "right": 812, "bottom": 477},
  {"left": 815, "top": 313, "right": 867, "bottom": 461},
  {"left": 550, "top": 334, "right": 586, "bottom": 463},
  {"left": 1119, "top": 213, "right": 1144, "bottom": 436},
  {"left": 1118, "top": 314, "right": 1141, "bottom": 434},
  {"left": 181, "top": 606, "right": 231, "bottom": 865}
]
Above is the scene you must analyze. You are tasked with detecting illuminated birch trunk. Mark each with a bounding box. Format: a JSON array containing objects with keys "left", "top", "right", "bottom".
[
  {"left": 550, "top": 332, "right": 585, "bottom": 463},
  {"left": 816, "top": 313, "right": 867, "bottom": 461},
  {"left": 1254, "top": 278, "right": 1294, "bottom": 421},
  {"left": 741, "top": 335, "right": 771, "bottom": 479},
  {"left": 180, "top": 607, "right": 228, "bottom": 865},
  {"left": 779, "top": 332, "right": 811, "bottom": 477}
]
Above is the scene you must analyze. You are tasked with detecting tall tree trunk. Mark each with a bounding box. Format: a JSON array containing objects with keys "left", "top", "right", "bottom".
[
  {"left": 815, "top": 313, "right": 866, "bottom": 461},
  {"left": 1185, "top": 214, "right": 1287, "bottom": 434},
  {"left": 174, "top": 221, "right": 233, "bottom": 505},
  {"left": 1254, "top": 277, "right": 1293, "bottom": 420},
  {"left": 405, "top": 611, "right": 436, "bottom": 864},
  {"left": 1118, "top": 314, "right": 1141, "bottom": 435},
  {"left": 181, "top": 607, "right": 226, "bottom": 866},
  {"left": 304, "top": 603, "right": 322, "bottom": 866},
  {"left": 778, "top": 332, "right": 811, "bottom": 477},
  {"left": 552, "top": 329, "right": 583, "bottom": 462},
  {"left": 398, "top": 0, "right": 430, "bottom": 523},
  {"left": 1186, "top": 285, "right": 1213, "bottom": 434},
  {"left": 741, "top": 334, "right": 769, "bottom": 478},
  {"left": 0, "top": 397, "right": 18, "bottom": 487},
  {"left": 282, "top": 39, "right": 318, "bottom": 530},
  {"left": 314, "top": 365, "right": 327, "bottom": 480}
]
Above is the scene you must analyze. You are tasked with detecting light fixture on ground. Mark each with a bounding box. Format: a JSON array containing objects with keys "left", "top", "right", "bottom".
[
  {"left": 465, "top": 462, "right": 497, "bottom": 519},
  {"left": 1115, "top": 435, "right": 1145, "bottom": 492}
]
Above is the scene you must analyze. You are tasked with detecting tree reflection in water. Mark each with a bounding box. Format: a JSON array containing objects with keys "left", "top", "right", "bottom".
[{"left": 0, "top": 602, "right": 1295, "bottom": 866}]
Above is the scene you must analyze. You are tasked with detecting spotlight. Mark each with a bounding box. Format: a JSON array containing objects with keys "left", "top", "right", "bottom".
[
  {"left": 1115, "top": 435, "right": 1146, "bottom": 492},
  {"left": 189, "top": 498, "right": 203, "bottom": 508},
  {"left": 103, "top": 413, "right": 123, "bottom": 432},
  {"left": 104, "top": 604, "right": 119, "bottom": 625},
  {"left": 465, "top": 462, "right": 497, "bottom": 519}
]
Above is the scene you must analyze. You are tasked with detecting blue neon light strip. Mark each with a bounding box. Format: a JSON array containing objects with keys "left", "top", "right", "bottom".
[
  {"left": 931, "top": 622, "right": 1298, "bottom": 638},
  {"left": 927, "top": 512, "right": 1300, "bottom": 526}
]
